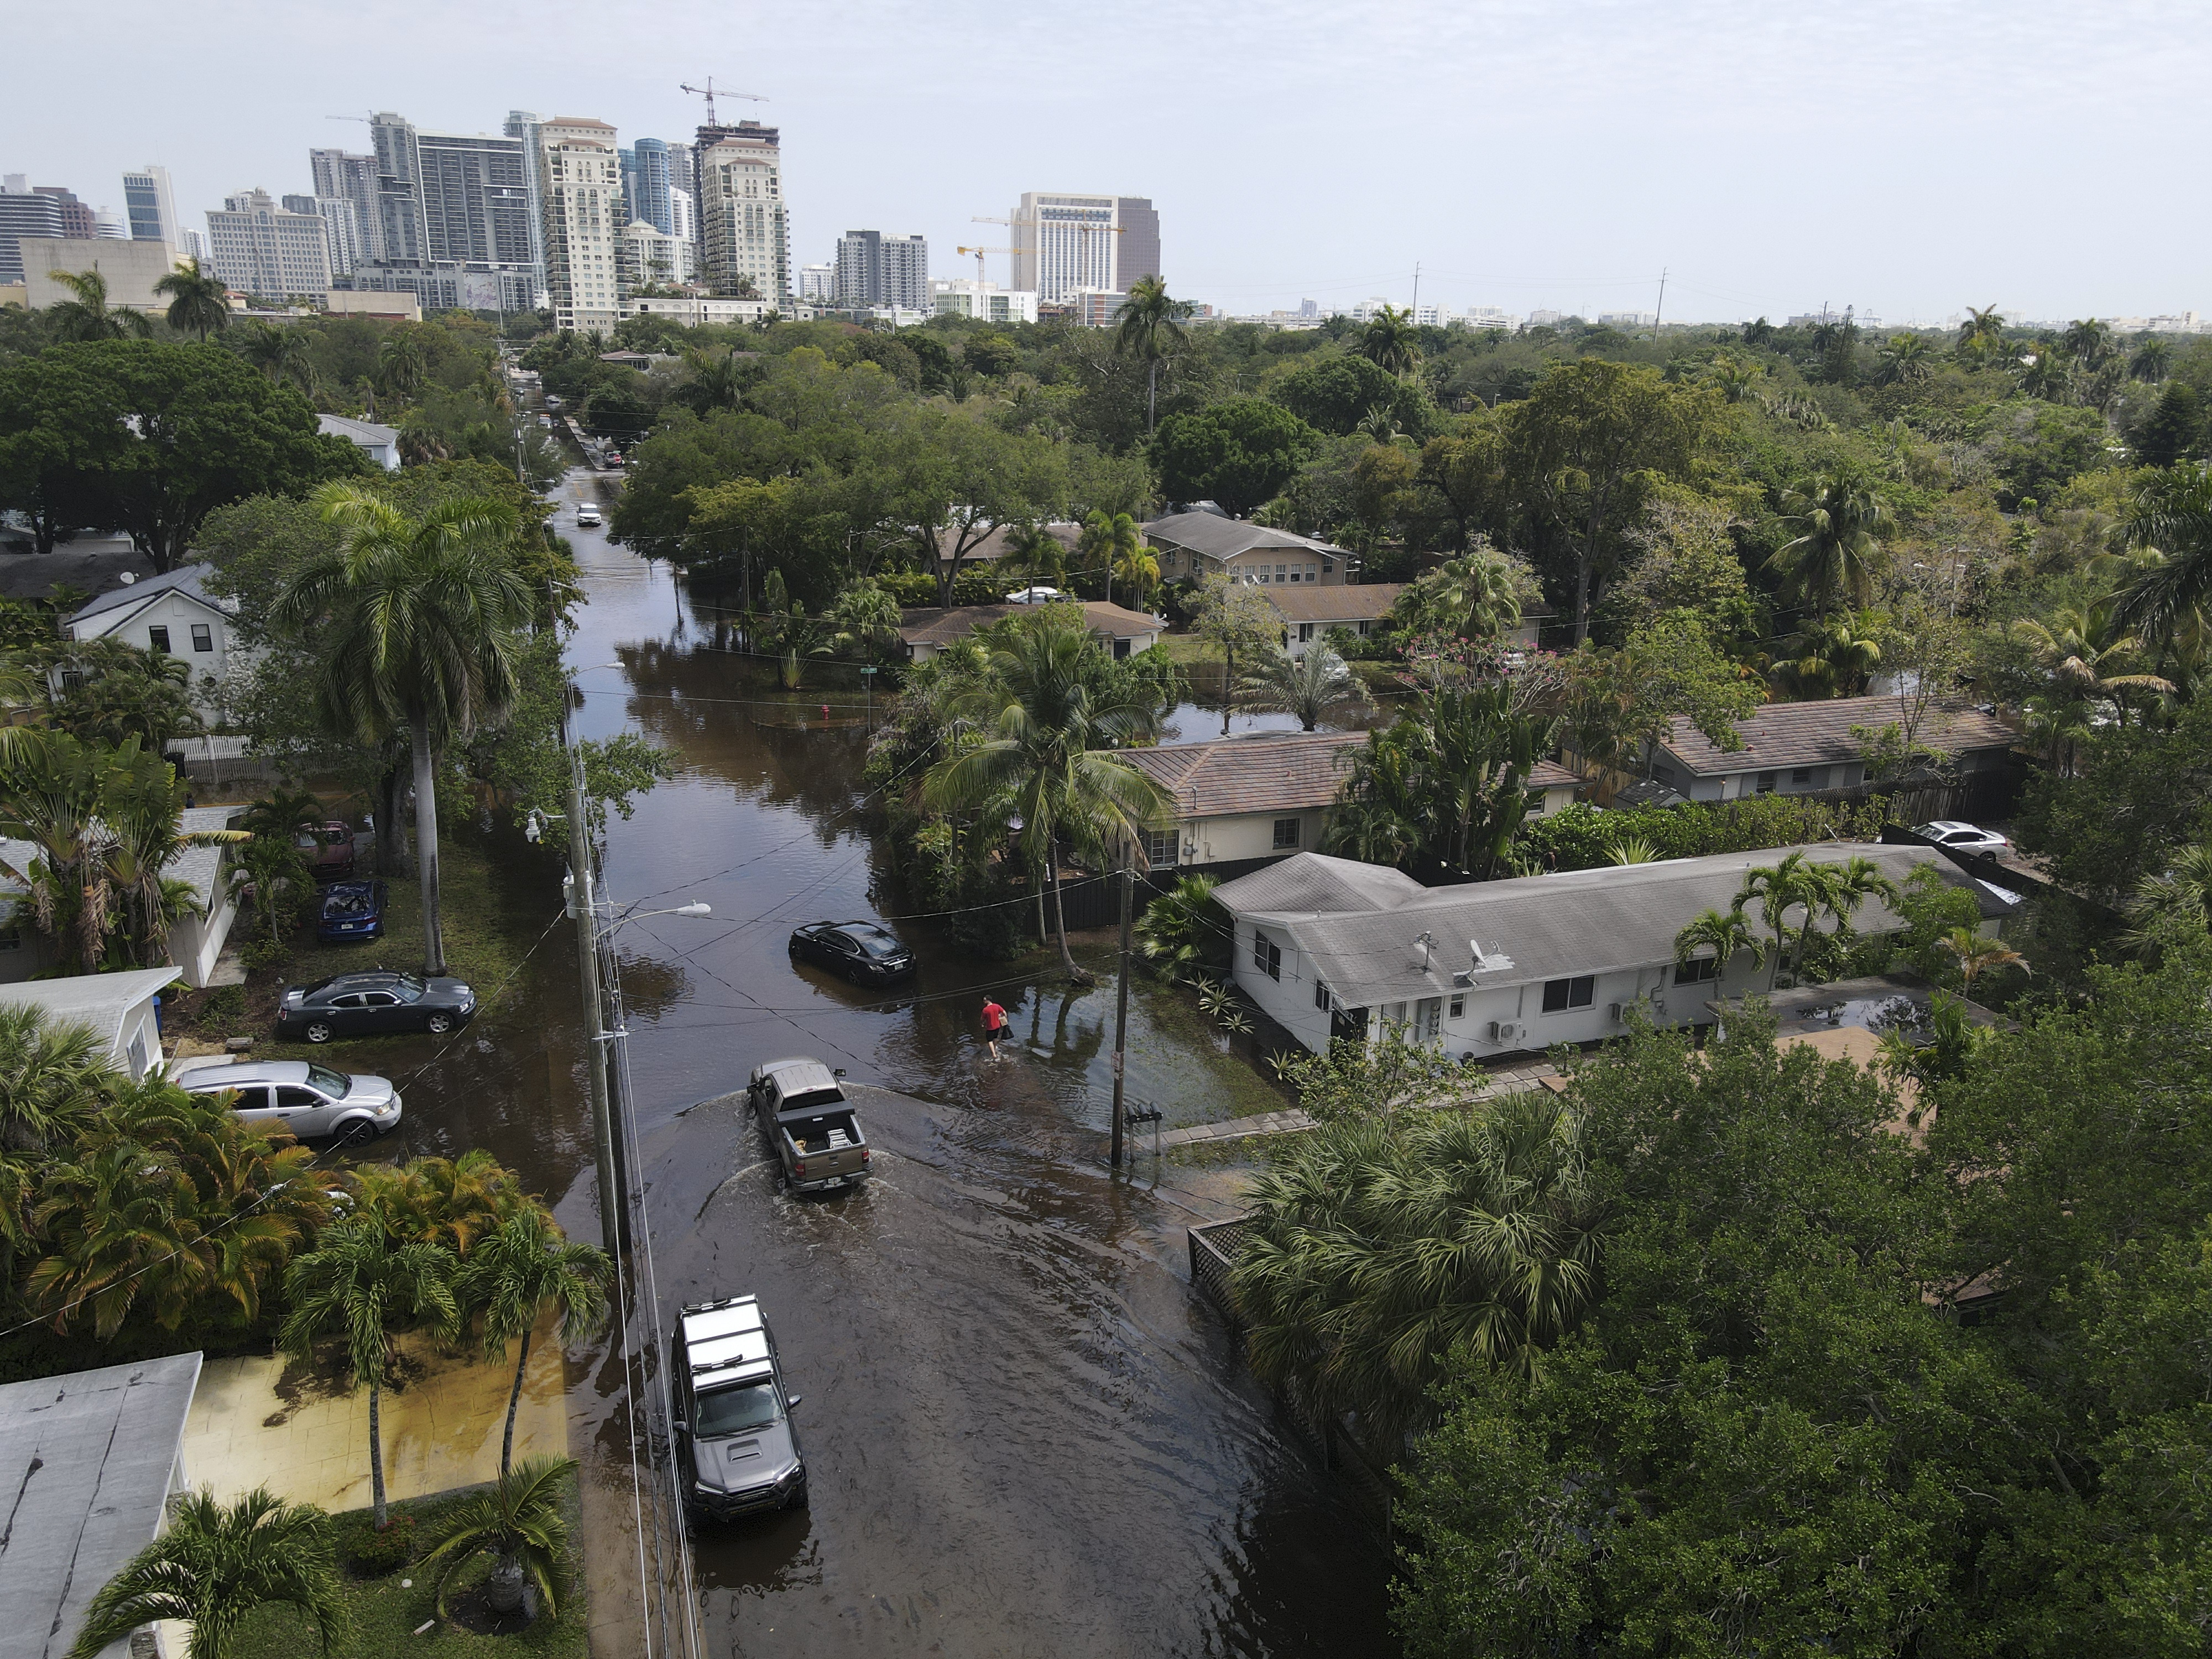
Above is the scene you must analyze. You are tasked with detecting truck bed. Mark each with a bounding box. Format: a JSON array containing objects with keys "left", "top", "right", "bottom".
[{"left": 781, "top": 1109, "right": 863, "bottom": 1155}]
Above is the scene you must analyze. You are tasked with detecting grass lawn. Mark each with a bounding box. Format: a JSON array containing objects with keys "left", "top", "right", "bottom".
[
  {"left": 232, "top": 1475, "right": 588, "bottom": 1659},
  {"left": 1155, "top": 633, "right": 1220, "bottom": 666}
]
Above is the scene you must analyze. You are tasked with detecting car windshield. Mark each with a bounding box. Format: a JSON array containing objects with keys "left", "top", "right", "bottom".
[
  {"left": 693, "top": 1381, "right": 781, "bottom": 1436},
  {"left": 306, "top": 1064, "right": 351, "bottom": 1095},
  {"left": 392, "top": 976, "right": 426, "bottom": 1003}
]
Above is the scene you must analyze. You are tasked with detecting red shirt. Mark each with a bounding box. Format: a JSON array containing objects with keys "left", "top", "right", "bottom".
[{"left": 981, "top": 1000, "right": 1006, "bottom": 1033}]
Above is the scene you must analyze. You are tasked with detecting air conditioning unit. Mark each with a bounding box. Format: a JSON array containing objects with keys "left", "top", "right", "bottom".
[{"left": 1488, "top": 1020, "right": 1524, "bottom": 1044}]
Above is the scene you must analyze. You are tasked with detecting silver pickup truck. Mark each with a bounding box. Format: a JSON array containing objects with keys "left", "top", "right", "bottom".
[{"left": 748, "top": 1057, "right": 871, "bottom": 1193}]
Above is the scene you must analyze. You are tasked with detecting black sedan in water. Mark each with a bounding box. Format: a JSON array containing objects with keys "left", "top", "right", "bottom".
[
  {"left": 276, "top": 970, "right": 478, "bottom": 1044},
  {"left": 787, "top": 921, "right": 916, "bottom": 985}
]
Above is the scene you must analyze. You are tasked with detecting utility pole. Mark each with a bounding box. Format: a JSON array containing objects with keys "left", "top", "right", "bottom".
[
  {"left": 1411, "top": 261, "right": 1419, "bottom": 320},
  {"left": 568, "top": 753, "right": 622, "bottom": 1256},
  {"left": 1109, "top": 843, "right": 1134, "bottom": 1168},
  {"left": 1653, "top": 266, "right": 1667, "bottom": 345}
]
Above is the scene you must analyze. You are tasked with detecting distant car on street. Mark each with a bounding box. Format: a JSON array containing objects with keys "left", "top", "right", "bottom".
[
  {"left": 787, "top": 920, "right": 915, "bottom": 985},
  {"left": 295, "top": 821, "right": 357, "bottom": 882},
  {"left": 1914, "top": 820, "right": 2010, "bottom": 853},
  {"left": 576, "top": 503, "right": 603, "bottom": 528},
  {"left": 174, "top": 1058, "right": 402, "bottom": 1146},
  {"left": 603, "top": 450, "right": 625, "bottom": 469},
  {"left": 276, "top": 969, "right": 477, "bottom": 1044},
  {"left": 317, "top": 880, "right": 388, "bottom": 942}
]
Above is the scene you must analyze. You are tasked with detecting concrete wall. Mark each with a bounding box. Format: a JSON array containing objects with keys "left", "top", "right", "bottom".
[
  {"left": 1182, "top": 808, "right": 1327, "bottom": 868},
  {"left": 23, "top": 237, "right": 180, "bottom": 311},
  {"left": 1231, "top": 920, "right": 1338, "bottom": 1053}
]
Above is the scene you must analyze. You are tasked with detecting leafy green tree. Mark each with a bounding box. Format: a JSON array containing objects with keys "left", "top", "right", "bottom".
[
  {"left": 1768, "top": 612, "right": 1884, "bottom": 697},
  {"left": 45, "top": 267, "right": 153, "bottom": 343},
  {"left": 460, "top": 1208, "right": 610, "bottom": 1476},
  {"left": 47, "top": 638, "right": 202, "bottom": 754},
  {"left": 274, "top": 483, "right": 531, "bottom": 975},
  {"left": 154, "top": 257, "right": 232, "bottom": 342},
  {"left": 1187, "top": 573, "right": 1288, "bottom": 734},
  {"left": 2121, "top": 842, "right": 2212, "bottom": 948},
  {"left": 65, "top": 1488, "right": 345, "bottom": 1659},
  {"left": 922, "top": 616, "right": 1170, "bottom": 979},
  {"left": 415, "top": 1455, "right": 576, "bottom": 1620},
  {"left": 280, "top": 1217, "right": 461, "bottom": 1530},
  {"left": 2133, "top": 380, "right": 2206, "bottom": 468},
  {"left": 1500, "top": 360, "right": 1721, "bottom": 642},
  {"left": 870, "top": 408, "right": 1070, "bottom": 607},
  {"left": 1112, "top": 275, "right": 1193, "bottom": 435},
  {"left": 1153, "top": 398, "right": 1318, "bottom": 517},
  {"left": 2113, "top": 460, "right": 2212, "bottom": 644},
  {"left": 0, "top": 1002, "right": 109, "bottom": 1154},
  {"left": 1330, "top": 685, "right": 1560, "bottom": 879},
  {"left": 1271, "top": 351, "right": 1409, "bottom": 438}
]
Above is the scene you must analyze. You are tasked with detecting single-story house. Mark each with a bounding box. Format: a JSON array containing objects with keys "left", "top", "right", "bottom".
[
  {"left": 1264, "top": 584, "right": 1405, "bottom": 658},
  {"left": 1644, "top": 696, "right": 2017, "bottom": 802},
  {"left": 1142, "top": 512, "right": 1354, "bottom": 588},
  {"left": 0, "top": 966, "right": 181, "bottom": 1077},
  {"left": 937, "top": 521, "right": 1082, "bottom": 566},
  {"left": 0, "top": 1353, "right": 204, "bottom": 1659},
  {"left": 1211, "top": 842, "right": 2004, "bottom": 1059},
  {"left": 65, "top": 562, "right": 246, "bottom": 690},
  {"left": 317, "top": 413, "right": 401, "bottom": 471},
  {"left": 1115, "top": 732, "right": 1580, "bottom": 874},
  {"left": 899, "top": 601, "right": 1164, "bottom": 664},
  {"left": 0, "top": 809, "right": 241, "bottom": 990}
]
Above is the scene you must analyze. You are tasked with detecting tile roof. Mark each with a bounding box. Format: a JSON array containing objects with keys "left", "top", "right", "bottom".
[
  {"left": 1264, "top": 583, "right": 1405, "bottom": 623},
  {"left": 898, "top": 601, "right": 1160, "bottom": 648},
  {"left": 1661, "top": 696, "right": 2016, "bottom": 776},
  {"left": 1140, "top": 512, "right": 1349, "bottom": 560},
  {"left": 1214, "top": 843, "right": 1989, "bottom": 1006}
]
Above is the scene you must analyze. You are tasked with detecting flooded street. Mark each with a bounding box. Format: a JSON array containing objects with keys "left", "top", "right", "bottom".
[{"left": 402, "top": 471, "right": 1395, "bottom": 1657}]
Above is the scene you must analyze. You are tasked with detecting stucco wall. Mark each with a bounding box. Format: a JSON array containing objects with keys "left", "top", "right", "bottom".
[
  {"left": 72, "top": 592, "right": 238, "bottom": 682},
  {"left": 1183, "top": 809, "right": 1327, "bottom": 868},
  {"left": 1230, "top": 921, "right": 1336, "bottom": 1052}
]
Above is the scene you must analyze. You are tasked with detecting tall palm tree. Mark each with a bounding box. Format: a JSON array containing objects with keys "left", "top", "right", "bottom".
[
  {"left": 1673, "top": 907, "right": 1765, "bottom": 983},
  {"left": 1112, "top": 275, "right": 1192, "bottom": 436},
  {"left": 1356, "top": 304, "right": 1422, "bottom": 379},
  {"left": 280, "top": 1217, "right": 461, "bottom": 1530},
  {"left": 1410, "top": 548, "right": 1527, "bottom": 639},
  {"left": 1874, "top": 334, "right": 1934, "bottom": 385},
  {"left": 1735, "top": 852, "right": 1828, "bottom": 990},
  {"left": 2010, "top": 605, "right": 2173, "bottom": 713},
  {"left": 274, "top": 485, "right": 530, "bottom": 975},
  {"left": 1425, "top": 684, "right": 1560, "bottom": 878},
  {"left": 2130, "top": 337, "right": 2174, "bottom": 383},
  {"left": 998, "top": 521, "right": 1068, "bottom": 589},
  {"left": 416, "top": 1455, "right": 576, "bottom": 1620},
  {"left": 1230, "top": 1093, "right": 1600, "bottom": 1441},
  {"left": 98, "top": 735, "right": 248, "bottom": 966},
  {"left": 2122, "top": 843, "right": 2212, "bottom": 948},
  {"left": 1956, "top": 305, "right": 2006, "bottom": 360},
  {"left": 2062, "top": 317, "right": 2116, "bottom": 371},
  {"left": 1802, "top": 855, "right": 1898, "bottom": 978},
  {"left": 1768, "top": 613, "right": 1884, "bottom": 698},
  {"left": 66, "top": 1488, "right": 345, "bottom": 1659},
  {"left": 1077, "top": 509, "right": 1141, "bottom": 606},
  {"left": 461, "top": 1209, "right": 611, "bottom": 1477},
  {"left": 1770, "top": 474, "right": 1888, "bottom": 617},
  {"left": 45, "top": 267, "right": 152, "bottom": 342},
  {"left": 377, "top": 331, "right": 427, "bottom": 403},
  {"left": 2113, "top": 462, "right": 2212, "bottom": 644},
  {"left": 2017, "top": 341, "right": 2073, "bottom": 403},
  {"left": 922, "top": 622, "right": 1170, "bottom": 980},
  {"left": 154, "top": 257, "right": 232, "bottom": 342},
  {"left": 0, "top": 1003, "right": 111, "bottom": 1154},
  {"left": 1239, "top": 645, "right": 1369, "bottom": 732},
  {"left": 1113, "top": 541, "right": 1161, "bottom": 609}
]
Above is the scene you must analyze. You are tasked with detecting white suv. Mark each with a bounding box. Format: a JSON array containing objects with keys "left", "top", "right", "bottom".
[
  {"left": 1914, "top": 820, "right": 2009, "bottom": 852},
  {"left": 175, "top": 1060, "right": 401, "bottom": 1146}
]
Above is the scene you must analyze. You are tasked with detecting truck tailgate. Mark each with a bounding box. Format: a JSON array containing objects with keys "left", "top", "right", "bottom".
[{"left": 780, "top": 1109, "right": 868, "bottom": 1183}]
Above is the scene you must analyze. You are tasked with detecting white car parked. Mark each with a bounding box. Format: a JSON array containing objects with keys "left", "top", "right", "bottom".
[
  {"left": 174, "top": 1059, "right": 402, "bottom": 1146},
  {"left": 1004, "top": 586, "right": 1063, "bottom": 605},
  {"left": 1914, "top": 820, "right": 2009, "bottom": 852}
]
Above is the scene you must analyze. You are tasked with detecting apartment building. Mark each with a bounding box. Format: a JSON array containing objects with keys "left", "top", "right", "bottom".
[
  {"left": 536, "top": 117, "right": 624, "bottom": 332},
  {"left": 204, "top": 188, "right": 331, "bottom": 297},
  {"left": 696, "top": 122, "right": 790, "bottom": 304}
]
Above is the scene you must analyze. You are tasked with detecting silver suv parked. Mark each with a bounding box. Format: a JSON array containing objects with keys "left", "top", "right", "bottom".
[{"left": 174, "top": 1059, "right": 402, "bottom": 1145}]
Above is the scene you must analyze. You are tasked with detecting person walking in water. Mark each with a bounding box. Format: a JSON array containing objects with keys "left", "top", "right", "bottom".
[{"left": 980, "top": 996, "right": 1008, "bottom": 1060}]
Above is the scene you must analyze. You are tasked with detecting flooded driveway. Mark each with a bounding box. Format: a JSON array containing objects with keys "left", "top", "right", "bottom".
[{"left": 398, "top": 473, "right": 1395, "bottom": 1657}]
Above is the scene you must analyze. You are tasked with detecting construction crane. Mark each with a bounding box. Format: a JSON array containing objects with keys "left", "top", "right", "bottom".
[
  {"left": 679, "top": 78, "right": 768, "bottom": 129},
  {"left": 971, "top": 212, "right": 1120, "bottom": 295},
  {"left": 956, "top": 246, "right": 1013, "bottom": 288}
]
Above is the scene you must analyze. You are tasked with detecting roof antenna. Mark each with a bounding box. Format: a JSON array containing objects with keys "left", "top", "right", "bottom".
[{"left": 1416, "top": 930, "right": 1436, "bottom": 972}]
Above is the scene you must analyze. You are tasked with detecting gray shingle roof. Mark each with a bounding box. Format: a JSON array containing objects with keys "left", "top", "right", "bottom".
[
  {"left": 66, "top": 561, "right": 222, "bottom": 628},
  {"left": 1215, "top": 844, "right": 1987, "bottom": 1006},
  {"left": 1119, "top": 733, "right": 1574, "bottom": 819},
  {"left": 1264, "top": 583, "right": 1405, "bottom": 624},
  {"left": 1661, "top": 696, "right": 2016, "bottom": 776},
  {"left": 1140, "top": 512, "right": 1348, "bottom": 560},
  {"left": 898, "top": 601, "right": 1159, "bottom": 648},
  {"left": 0, "top": 1353, "right": 202, "bottom": 1659}
]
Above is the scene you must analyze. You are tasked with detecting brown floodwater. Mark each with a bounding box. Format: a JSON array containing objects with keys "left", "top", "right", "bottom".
[{"left": 386, "top": 472, "right": 1395, "bottom": 1657}]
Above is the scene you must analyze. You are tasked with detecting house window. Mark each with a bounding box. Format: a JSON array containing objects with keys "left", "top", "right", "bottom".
[
  {"left": 1525, "top": 788, "right": 1549, "bottom": 818},
  {"left": 1253, "top": 932, "right": 1281, "bottom": 980},
  {"left": 1144, "top": 829, "right": 1177, "bottom": 869},
  {"left": 1652, "top": 763, "right": 1677, "bottom": 785},
  {"left": 1322, "top": 559, "right": 1334, "bottom": 573},
  {"left": 1449, "top": 994, "right": 1465, "bottom": 1018},
  {"left": 1272, "top": 817, "right": 1301, "bottom": 850},
  {"left": 1314, "top": 980, "right": 1332, "bottom": 1012},
  {"left": 1755, "top": 771, "right": 1778, "bottom": 794},
  {"left": 1674, "top": 956, "right": 1719, "bottom": 985},
  {"left": 1297, "top": 623, "right": 1314, "bottom": 642},
  {"left": 191, "top": 623, "right": 213, "bottom": 652},
  {"left": 1541, "top": 975, "right": 1596, "bottom": 1013},
  {"left": 147, "top": 626, "right": 171, "bottom": 654}
]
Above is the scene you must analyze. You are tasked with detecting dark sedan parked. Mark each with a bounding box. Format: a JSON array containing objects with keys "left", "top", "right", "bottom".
[
  {"left": 276, "top": 970, "right": 477, "bottom": 1045},
  {"left": 787, "top": 920, "right": 916, "bottom": 985},
  {"left": 317, "top": 880, "right": 388, "bottom": 943}
]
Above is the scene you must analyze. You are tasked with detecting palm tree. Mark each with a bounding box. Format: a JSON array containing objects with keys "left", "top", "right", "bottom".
[
  {"left": 1133, "top": 873, "right": 1228, "bottom": 983},
  {"left": 0, "top": 1003, "right": 110, "bottom": 1153},
  {"left": 2021, "top": 692, "right": 2094, "bottom": 775},
  {"left": 280, "top": 1217, "right": 461, "bottom": 1530},
  {"left": 1940, "top": 926, "right": 2027, "bottom": 997},
  {"left": 2113, "top": 462, "right": 2212, "bottom": 645},
  {"left": 45, "top": 267, "right": 152, "bottom": 342},
  {"left": 416, "top": 1455, "right": 576, "bottom": 1620},
  {"left": 1803, "top": 854, "right": 1898, "bottom": 978},
  {"left": 154, "top": 257, "right": 232, "bottom": 342},
  {"left": 998, "top": 521, "right": 1069, "bottom": 589},
  {"left": 66, "top": 1488, "right": 345, "bottom": 1659},
  {"left": 274, "top": 485, "right": 531, "bottom": 975},
  {"left": 1770, "top": 474, "right": 1888, "bottom": 617},
  {"left": 377, "top": 332, "right": 427, "bottom": 403},
  {"left": 1356, "top": 304, "right": 1422, "bottom": 378},
  {"left": 1229, "top": 1093, "right": 1600, "bottom": 1440},
  {"left": 98, "top": 735, "right": 248, "bottom": 966},
  {"left": 2130, "top": 338, "right": 2174, "bottom": 383},
  {"left": 353, "top": 1147, "right": 532, "bottom": 1255},
  {"left": 1704, "top": 357, "right": 1763, "bottom": 402},
  {"left": 2062, "top": 317, "right": 2116, "bottom": 371},
  {"left": 1113, "top": 542, "right": 1161, "bottom": 609},
  {"left": 1112, "top": 275, "right": 1192, "bottom": 436},
  {"left": 1875, "top": 334, "right": 1934, "bottom": 385},
  {"left": 1237, "top": 645, "right": 1370, "bottom": 731},
  {"left": 1673, "top": 907, "right": 1765, "bottom": 982},
  {"left": 1077, "top": 509, "right": 1141, "bottom": 606},
  {"left": 2017, "top": 341, "right": 2072, "bottom": 403},
  {"left": 461, "top": 1209, "right": 611, "bottom": 1477},
  {"left": 1735, "top": 852, "right": 1828, "bottom": 990},
  {"left": 922, "top": 621, "right": 1171, "bottom": 980},
  {"left": 0, "top": 728, "right": 122, "bottom": 973},
  {"left": 27, "top": 1132, "right": 209, "bottom": 1337},
  {"left": 1956, "top": 305, "right": 2006, "bottom": 360},
  {"left": 1768, "top": 613, "right": 1884, "bottom": 698},
  {"left": 2122, "top": 843, "right": 2212, "bottom": 948},
  {"left": 1421, "top": 548, "right": 1527, "bottom": 639},
  {"left": 2009, "top": 606, "right": 2174, "bottom": 713}
]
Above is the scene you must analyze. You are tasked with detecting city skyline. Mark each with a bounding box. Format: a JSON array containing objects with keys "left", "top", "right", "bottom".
[{"left": 6, "top": 0, "right": 2210, "bottom": 325}]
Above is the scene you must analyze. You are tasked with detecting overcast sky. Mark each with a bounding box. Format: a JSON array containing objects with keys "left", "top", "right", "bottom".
[{"left": 11, "top": 0, "right": 2209, "bottom": 326}]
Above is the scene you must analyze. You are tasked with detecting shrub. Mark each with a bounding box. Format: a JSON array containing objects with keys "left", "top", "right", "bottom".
[
  {"left": 337, "top": 1505, "right": 416, "bottom": 1573},
  {"left": 239, "top": 938, "right": 288, "bottom": 974},
  {"left": 198, "top": 984, "right": 247, "bottom": 1029},
  {"left": 1515, "top": 796, "right": 1896, "bottom": 872}
]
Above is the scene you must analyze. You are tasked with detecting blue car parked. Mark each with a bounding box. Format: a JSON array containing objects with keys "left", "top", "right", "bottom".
[{"left": 317, "top": 880, "right": 388, "bottom": 943}]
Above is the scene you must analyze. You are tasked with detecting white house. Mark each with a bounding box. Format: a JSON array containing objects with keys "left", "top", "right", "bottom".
[
  {"left": 316, "top": 413, "right": 401, "bottom": 471},
  {"left": 1644, "top": 696, "right": 2017, "bottom": 803},
  {"left": 1263, "top": 584, "right": 1405, "bottom": 658},
  {"left": 1142, "top": 512, "right": 1355, "bottom": 587},
  {"left": 0, "top": 966, "right": 182, "bottom": 1078},
  {"left": 65, "top": 564, "right": 244, "bottom": 686},
  {"left": 899, "top": 601, "right": 1162, "bottom": 664},
  {"left": 1117, "top": 731, "right": 1579, "bottom": 874},
  {"left": 1210, "top": 843, "right": 2002, "bottom": 1059}
]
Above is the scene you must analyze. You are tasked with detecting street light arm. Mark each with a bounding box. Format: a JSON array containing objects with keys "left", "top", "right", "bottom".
[{"left": 599, "top": 901, "right": 713, "bottom": 938}]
